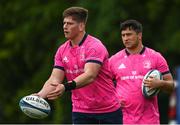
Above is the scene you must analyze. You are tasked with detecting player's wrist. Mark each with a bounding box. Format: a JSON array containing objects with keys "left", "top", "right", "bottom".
[
  {"left": 37, "top": 91, "right": 46, "bottom": 99},
  {"left": 159, "top": 79, "right": 165, "bottom": 88},
  {"left": 64, "top": 80, "right": 77, "bottom": 91}
]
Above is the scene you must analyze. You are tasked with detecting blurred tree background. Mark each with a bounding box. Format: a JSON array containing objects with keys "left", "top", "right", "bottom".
[{"left": 0, "top": 0, "right": 180, "bottom": 123}]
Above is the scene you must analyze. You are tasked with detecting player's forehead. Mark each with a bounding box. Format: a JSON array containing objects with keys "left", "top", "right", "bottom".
[
  {"left": 63, "top": 16, "right": 77, "bottom": 23},
  {"left": 121, "top": 28, "right": 136, "bottom": 34}
]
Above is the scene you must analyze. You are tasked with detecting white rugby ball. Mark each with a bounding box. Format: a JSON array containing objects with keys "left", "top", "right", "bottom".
[
  {"left": 142, "top": 69, "right": 163, "bottom": 98},
  {"left": 19, "top": 95, "right": 51, "bottom": 119}
]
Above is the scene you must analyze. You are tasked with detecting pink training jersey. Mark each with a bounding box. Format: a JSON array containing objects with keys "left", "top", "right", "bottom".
[
  {"left": 54, "top": 34, "right": 120, "bottom": 113},
  {"left": 109, "top": 47, "right": 170, "bottom": 124}
]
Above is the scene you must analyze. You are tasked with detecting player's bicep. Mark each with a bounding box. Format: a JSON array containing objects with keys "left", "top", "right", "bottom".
[
  {"left": 84, "top": 62, "right": 101, "bottom": 78},
  {"left": 163, "top": 73, "right": 173, "bottom": 81},
  {"left": 49, "top": 68, "right": 65, "bottom": 84}
]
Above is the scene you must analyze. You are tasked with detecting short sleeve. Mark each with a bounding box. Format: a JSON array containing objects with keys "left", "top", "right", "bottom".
[
  {"left": 156, "top": 52, "right": 170, "bottom": 75},
  {"left": 54, "top": 47, "right": 64, "bottom": 71},
  {"left": 108, "top": 56, "right": 116, "bottom": 79},
  {"left": 85, "top": 42, "right": 108, "bottom": 65}
]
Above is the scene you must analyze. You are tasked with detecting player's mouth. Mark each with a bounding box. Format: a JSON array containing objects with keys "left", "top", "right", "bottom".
[
  {"left": 124, "top": 41, "right": 131, "bottom": 45},
  {"left": 64, "top": 31, "right": 69, "bottom": 35}
]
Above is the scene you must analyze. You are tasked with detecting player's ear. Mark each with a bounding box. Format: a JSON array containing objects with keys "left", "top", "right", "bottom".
[
  {"left": 138, "top": 32, "right": 142, "bottom": 40},
  {"left": 79, "top": 22, "right": 85, "bottom": 31}
]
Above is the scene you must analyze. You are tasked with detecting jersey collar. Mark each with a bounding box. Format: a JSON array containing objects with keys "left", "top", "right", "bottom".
[
  {"left": 70, "top": 33, "right": 88, "bottom": 47},
  {"left": 125, "top": 46, "right": 146, "bottom": 56}
]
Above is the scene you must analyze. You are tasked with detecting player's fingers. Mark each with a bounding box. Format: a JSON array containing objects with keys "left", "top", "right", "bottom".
[
  {"left": 120, "top": 101, "right": 125, "bottom": 107},
  {"left": 144, "top": 78, "right": 152, "bottom": 83},
  {"left": 47, "top": 91, "right": 59, "bottom": 97},
  {"left": 143, "top": 79, "right": 148, "bottom": 84},
  {"left": 143, "top": 80, "right": 151, "bottom": 87},
  {"left": 47, "top": 91, "right": 62, "bottom": 100},
  {"left": 46, "top": 94, "right": 57, "bottom": 100},
  {"left": 50, "top": 82, "right": 59, "bottom": 87},
  {"left": 148, "top": 75, "right": 155, "bottom": 79},
  {"left": 31, "top": 93, "right": 39, "bottom": 96},
  {"left": 47, "top": 96, "right": 58, "bottom": 100},
  {"left": 47, "top": 90, "right": 62, "bottom": 98},
  {"left": 147, "top": 87, "right": 154, "bottom": 92}
]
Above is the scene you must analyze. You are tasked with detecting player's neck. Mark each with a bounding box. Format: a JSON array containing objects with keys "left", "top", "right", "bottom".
[
  {"left": 126, "top": 45, "right": 144, "bottom": 54},
  {"left": 71, "top": 32, "right": 86, "bottom": 47}
]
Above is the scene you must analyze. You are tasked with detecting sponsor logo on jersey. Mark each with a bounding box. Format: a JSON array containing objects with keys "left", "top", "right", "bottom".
[{"left": 143, "top": 60, "right": 151, "bottom": 69}]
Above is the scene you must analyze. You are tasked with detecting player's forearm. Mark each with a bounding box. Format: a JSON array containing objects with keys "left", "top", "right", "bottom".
[
  {"left": 38, "top": 80, "right": 55, "bottom": 98},
  {"left": 160, "top": 73, "right": 175, "bottom": 94},
  {"left": 64, "top": 63, "right": 100, "bottom": 91},
  {"left": 73, "top": 72, "right": 97, "bottom": 88},
  {"left": 38, "top": 81, "right": 48, "bottom": 98},
  {"left": 159, "top": 80, "right": 174, "bottom": 94}
]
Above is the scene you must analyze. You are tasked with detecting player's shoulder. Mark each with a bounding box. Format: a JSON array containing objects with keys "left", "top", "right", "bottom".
[
  {"left": 85, "top": 34, "right": 107, "bottom": 49},
  {"left": 145, "top": 47, "right": 162, "bottom": 57},
  {"left": 87, "top": 34, "right": 101, "bottom": 42},
  {"left": 57, "top": 40, "right": 70, "bottom": 50},
  {"left": 109, "top": 49, "right": 126, "bottom": 62},
  {"left": 60, "top": 40, "right": 70, "bottom": 47},
  {"left": 55, "top": 40, "right": 71, "bottom": 55},
  {"left": 86, "top": 35, "right": 104, "bottom": 45},
  {"left": 110, "top": 49, "right": 126, "bottom": 58},
  {"left": 145, "top": 47, "right": 158, "bottom": 53}
]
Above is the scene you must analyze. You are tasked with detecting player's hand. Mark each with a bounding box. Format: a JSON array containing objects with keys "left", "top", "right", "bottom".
[
  {"left": 31, "top": 93, "right": 39, "bottom": 96},
  {"left": 143, "top": 76, "right": 161, "bottom": 90},
  {"left": 120, "top": 100, "right": 125, "bottom": 107},
  {"left": 47, "top": 83, "right": 65, "bottom": 100}
]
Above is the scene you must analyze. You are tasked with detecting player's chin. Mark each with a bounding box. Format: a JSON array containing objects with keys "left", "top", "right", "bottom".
[
  {"left": 64, "top": 33, "right": 70, "bottom": 39},
  {"left": 125, "top": 44, "right": 133, "bottom": 49}
]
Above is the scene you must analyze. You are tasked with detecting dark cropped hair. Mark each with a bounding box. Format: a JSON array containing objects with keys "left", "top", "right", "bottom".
[
  {"left": 120, "top": 20, "right": 143, "bottom": 33},
  {"left": 63, "top": 7, "right": 88, "bottom": 24}
]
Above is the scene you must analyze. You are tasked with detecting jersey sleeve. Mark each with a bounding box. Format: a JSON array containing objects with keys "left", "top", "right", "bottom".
[
  {"left": 108, "top": 56, "right": 116, "bottom": 79},
  {"left": 54, "top": 47, "right": 65, "bottom": 71},
  {"left": 156, "top": 52, "right": 170, "bottom": 75},
  {"left": 85, "top": 42, "right": 108, "bottom": 65}
]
